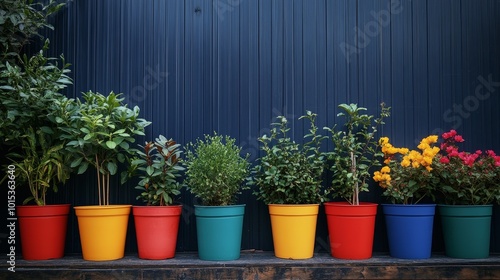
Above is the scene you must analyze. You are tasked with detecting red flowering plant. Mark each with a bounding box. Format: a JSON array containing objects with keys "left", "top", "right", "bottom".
[
  {"left": 433, "top": 130, "right": 500, "bottom": 205},
  {"left": 373, "top": 135, "right": 440, "bottom": 204}
]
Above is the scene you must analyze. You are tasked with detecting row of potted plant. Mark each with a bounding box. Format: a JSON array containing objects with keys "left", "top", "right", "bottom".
[
  {"left": 9, "top": 92, "right": 500, "bottom": 262},
  {"left": 5, "top": 0, "right": 499, "bottom": 264},
  {"left": 8, "top": 75, "right": 500, "bottom": 261}
]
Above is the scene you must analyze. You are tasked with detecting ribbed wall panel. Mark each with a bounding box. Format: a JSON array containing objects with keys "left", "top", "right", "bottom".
[{"left": 31, "top": 0, "right": 500, "bottom": 254}]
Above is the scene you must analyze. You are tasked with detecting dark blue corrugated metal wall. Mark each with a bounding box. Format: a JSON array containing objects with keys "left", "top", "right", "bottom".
[{"left": 40, "top": 0, "right": 500, "bottom": 254}]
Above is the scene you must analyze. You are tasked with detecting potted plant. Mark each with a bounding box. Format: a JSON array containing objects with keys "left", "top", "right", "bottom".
[
  {"left": 183, "top": 133, "right": 250, "bottom": 261},
  {"left": 57, "top": 90, "right": 151, "bottom": 261},
  {"left": 8, "top": 126, "right": 72, "bottom": 260},
  {"left": 373, "top": 135, "right": 440, "bottom": 259},
  {"left": 0, "top": 33, "right": 73, "bottom": 260},
  {"left": 433, "top": 129, "right": 500, "bottom": 259},
  {"left": 322, "top": 103, "right": 390, "bottom": 259},
  {"left": 249, "top": 111, "right": 326, "bottom": 259},
  {"left": 129, "top": 135, "right": 184, "bottom": 260}
]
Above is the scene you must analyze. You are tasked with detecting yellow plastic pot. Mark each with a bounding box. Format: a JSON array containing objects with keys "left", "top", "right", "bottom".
[
  {"left": 74, "top": 205, "right": 131, "bottom": 261},
  {"left": 268, "top": 204, "right": 319, "bottom": 259}
]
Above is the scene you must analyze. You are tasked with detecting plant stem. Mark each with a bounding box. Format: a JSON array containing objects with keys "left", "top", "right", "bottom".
[
  {"left": 106, "top": 173, "right": 110, "bottom": 205},
  {"left": 101, "top": 173, "right": 105, "bottom": 206},
  {"left": 96, "top": 154, "right": 101, "bottom": 206},
  {"left": 351, "top": 151, "right": 359, "bottom": 205}
]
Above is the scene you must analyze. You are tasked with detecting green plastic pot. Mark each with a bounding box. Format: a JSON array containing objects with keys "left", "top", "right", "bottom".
[{"left": 439, "top": 204, "right": 492, "bottom": 259}]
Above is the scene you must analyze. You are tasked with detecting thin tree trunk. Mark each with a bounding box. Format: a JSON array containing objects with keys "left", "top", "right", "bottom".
[
  {"left": 96, "top": 155, "right": 101, "bottom": 206},
  {"left": 102, "top": 173, "right": 106, "bottom": 206},
  {"left": 351, "top": 151, "right": 358, "bottom": 205},
  {"left": 106, "top": 173, "right": 110, "bottom": 205}
]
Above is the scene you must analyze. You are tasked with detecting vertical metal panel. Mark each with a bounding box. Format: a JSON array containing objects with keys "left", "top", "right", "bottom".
[
  {"left": 39, "top": 0, "right": 500, "bottom": 254},
  {"left": 411, "top": 0, "right": 429, "bottom": 142},
  {"left": 271, "top": 0, "right": 284, "bottom": 124}
]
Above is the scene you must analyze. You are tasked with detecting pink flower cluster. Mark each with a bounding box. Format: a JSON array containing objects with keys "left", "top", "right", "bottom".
[
  {"left": 442, "top": 129, "right": 464, "bottom": 143},
  {"left": 439, "top": 130, "right": 500, "bottom": 167}
]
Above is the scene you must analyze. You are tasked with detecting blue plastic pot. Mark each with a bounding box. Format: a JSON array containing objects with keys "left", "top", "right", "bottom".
[
  {"left": 195, "top": 204, "right": 245, "bottom": 261},
  {"left": 383, "top": 204, "right": 436, "bottom": 259}
]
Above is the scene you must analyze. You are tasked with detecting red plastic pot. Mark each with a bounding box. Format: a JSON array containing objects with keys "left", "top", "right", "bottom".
[
  {"left": 133, "top": 205, "right": 182, "bottom": 260},
  {"left": 324, "top": 202, "right": 377, "bottom": 259},
  {"left": 17, "top": 204, "right": 70, "bottom": 260}
]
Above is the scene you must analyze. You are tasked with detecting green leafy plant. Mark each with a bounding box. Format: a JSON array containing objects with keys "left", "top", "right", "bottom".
[
  {"left": 324, "top": 103, "right": 390, "bottom": 205},
  {"left": 0, "top": 39, "right": 72, "bottom": 206},
  {"left": 0, "top": 0, "right": 65, "bottom": 62},
  {"left": 130, "top": 135, "right": 184, "bottom": 206},
  {"left": 0, "top": 39, "right": 71, "bottom": 145},
  {"left": 249, "top": 111, "right": 326, "bottom": 205},
  {"left": 183, "top": 133, "right": 250, "bottom": 206},
  {"left": 0, "top": 1, "right": 69, "bottom": 146},
  {"left": 57, "top": 91, "right": 151, "bottom": 206},
  {"left": 7, "top": 126, "right": 71, "bottom": 205}
]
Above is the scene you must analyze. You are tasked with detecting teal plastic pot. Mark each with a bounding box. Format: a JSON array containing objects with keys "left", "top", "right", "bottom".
[
  {"left": 439, "top": 204, "right": 492, "bottom": 259},
  {"left": 195, "top": 204, "right": 245, "bottom": 261}
]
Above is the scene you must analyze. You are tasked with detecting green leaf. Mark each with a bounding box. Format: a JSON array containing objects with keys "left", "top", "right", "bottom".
[
  {"left": 0, "top": 85, "right": 15, "bottom": 90},
  {"left": 117, "top": 153, "right": 126, "bottom": 163},
  {"left": 67, "top": 140, "right": 79, "bottom": 147},
  {"left": 146, "top": 165, "right": 154, "bottom": 176},
  {"left": 106, "top": 140, "right": 117, "bottom": 149},
  {"left": 131, "top": 159, "right": 146, "bottom": 166},
  {"left": 358, "top": 164, "right": 368, "bottom": 170},
  {"left": 77, "top": 162, "right": 89, "bottom": 174},
  {"left": 83, "top": 133, "right": 93, "bottom": 141},
  {"left": 70, "top": 157, "right": 83, "bottom": 168},
  {"left": 118, "top": 141, "right": 129, "bottom": 150},
  {"left": 22, "top": 196, "right": 34, "bottom": 205},
  {"left": 80, "top": 127, "right": 91, "bottom": 134},
  {"left": 40, "top": 126, "right": 53, "bottom": 134},
  {"left": 120, "top": 171, "right": 128, "bottom": 184},
  {"left": 107, "top": 162, "right": 118, "bottom": 175}
]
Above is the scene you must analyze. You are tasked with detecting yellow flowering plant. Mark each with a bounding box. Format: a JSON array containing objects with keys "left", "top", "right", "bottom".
[{"left": 373, "top": 135, "right": 440, "bottom": 204}]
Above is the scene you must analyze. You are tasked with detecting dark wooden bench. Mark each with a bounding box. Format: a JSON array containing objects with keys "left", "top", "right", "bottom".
[{"left": 2, "top": 251, "right": 500, "bottom": 279}]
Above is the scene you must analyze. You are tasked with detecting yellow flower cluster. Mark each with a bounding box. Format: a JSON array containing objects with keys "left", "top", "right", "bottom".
[
  {"left": 373, "top": 135, "right": 440, "bottom": 188},
  {"left": 402, "top": 135, "right": 440, "bottom": 171},
  {"left": 373, "top": 166, "right": 391, "bottom": 188},
  {"left": 379, "top": 137, "right": 409, "bottom": 164}
]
